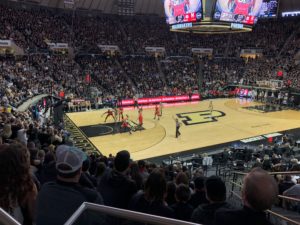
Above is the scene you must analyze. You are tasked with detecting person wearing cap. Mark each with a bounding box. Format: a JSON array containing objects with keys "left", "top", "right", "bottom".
[
  {"left": 36, "top": 145, "right": 104, "bottom": 225},
  {"left": 97, "top": 150, "right": 137, "bottom": 209}
]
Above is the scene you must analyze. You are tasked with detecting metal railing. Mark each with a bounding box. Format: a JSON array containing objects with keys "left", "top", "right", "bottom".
[
  {"left": 64, "top": 202, "right": 199, "bottom": 225},
  {"left": 0, "top": 208, "right": 21, "bottom": 225}
]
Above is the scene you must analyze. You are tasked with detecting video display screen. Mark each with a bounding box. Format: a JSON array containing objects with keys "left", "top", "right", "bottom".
[
  {"left": 213, "top": 0, "right": 264, "bottom": 25},
  {"left": 258, "top": 0, "right": 278, "bottom": 18},
  {"left": 164, "top": 0, "right": 203, "bottom": 25}
]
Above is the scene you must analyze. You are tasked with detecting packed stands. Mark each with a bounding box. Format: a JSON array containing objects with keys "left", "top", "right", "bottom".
[{"left": 0, "top": 2, "right": 300, "bottom": 225}]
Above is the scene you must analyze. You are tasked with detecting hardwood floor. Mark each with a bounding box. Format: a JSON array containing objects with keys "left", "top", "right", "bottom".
[{"left": 67, "top": 98, "right": 300, "bottom": 160}]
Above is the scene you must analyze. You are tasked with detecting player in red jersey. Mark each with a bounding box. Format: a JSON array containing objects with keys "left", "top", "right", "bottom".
[
  {"left": 228, "top": 0, "right": 255, "bottom": 16},
  {"left": 153, "top": 104, "right": 161, "bottom": 120},
  {"left": 121, "top": 114, "right": 132, "bottom": 134},
  {"left": 118, "top": 107, "right": 124, "bottom": 121},
  {"left": 101, "top": 109, "right": 115, "bottom": 122},
  {"left": 138, "top": 108, "right": 143, "bottom": 129}
]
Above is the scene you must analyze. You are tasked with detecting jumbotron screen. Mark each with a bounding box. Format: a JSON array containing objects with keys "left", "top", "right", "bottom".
[
  {"left": 164, "top": 0, "right": 203, "bottom": 25},
  {"left": 258, "top": 0, "right": 278, "bottom": 18},
  {"left": 213, "top": 0, "right": 264, "bottom": 25}
]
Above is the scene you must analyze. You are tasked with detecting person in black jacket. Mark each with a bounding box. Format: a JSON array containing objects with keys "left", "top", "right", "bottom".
[
  {"left": 188, "top": 176, "right": 209, "bottom": 209},
  {"left": 191, "top": 176, "right": 233, "bottom": 225},
  {"left": 97, "top": 150, "right": 137, "bottom": 209},
  {"left": 36, "top": 145, "right": 104, "bottom": 225},
  {"left": 214, "top": 168, "right": 278, "bottom": 225},
  {"left": 79, "top": 157, "right": 97, "bottom": 189},
  {"left": 129, "top": 169, "right": 174, "bottom": 218},
  {"left": 171, "top": 184, "right": 193, "bottom": 221}
]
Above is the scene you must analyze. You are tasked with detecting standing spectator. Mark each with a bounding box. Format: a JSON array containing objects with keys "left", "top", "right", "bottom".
[
  {"left": 97, "top": 150, "right": 137, "bottom": 209},
  {"left": 202, "top": 153, "right": 213, "bottom": 176},
  {"left": 36, "top": 145, "right": 104, "bottom": 225},
  {"left": 171, "top": 184, "right": 194, "bottom": 222},
  {"left": 191, "top": 176, "right": 233, "bottom": 225},
  {"left": 214, "top": 168, "right": 278, "bottom": 225},
  {"left": 0, "top": 144, "right": 37, "bottom": 225}
]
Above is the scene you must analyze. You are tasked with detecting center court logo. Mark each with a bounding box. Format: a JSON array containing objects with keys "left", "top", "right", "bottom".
[{"left": 177, "top": 110, "right": 226, "bottom": 126}]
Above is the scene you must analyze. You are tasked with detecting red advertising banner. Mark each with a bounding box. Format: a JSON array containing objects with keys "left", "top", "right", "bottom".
[{"left": 121, "top": 94, "right": 200, "bottom": 106}]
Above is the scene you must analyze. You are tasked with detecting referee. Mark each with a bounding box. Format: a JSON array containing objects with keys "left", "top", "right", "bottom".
[{"left": 175, "top": 118, "right": 182, "bottom": 138}]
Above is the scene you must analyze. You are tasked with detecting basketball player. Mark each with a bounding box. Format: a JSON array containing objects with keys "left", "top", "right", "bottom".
[
  {"left": 118, "top": 106, "right": 124, "bottom": 121},
  {"left": 102, "top": 109, "right": 115, "bottom": 122},
  {"left": 209, "top": 100, "right": 213, "bottom": 117},
  {"left": 113, "top": 107, "right": 118, "bottom": 122},
  {"left": 138, "top": 107, "right": 143, "bottom": 130},
  {"left": 159, "top": 102, "right": 163, "bottom": 116},
  {"left": 153, "top": 104, "right": 161, "bottom": 120},
  {"left": 121, "top": 114, "right": 132, "bottom": 134},
  {"left": 133, "top": 96, "right": 139, "bottom": 109}
]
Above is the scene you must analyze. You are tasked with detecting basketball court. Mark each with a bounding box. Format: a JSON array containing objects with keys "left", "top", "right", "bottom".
[{"left": 66, "top": 98, "right": 300, "bottom": 160}]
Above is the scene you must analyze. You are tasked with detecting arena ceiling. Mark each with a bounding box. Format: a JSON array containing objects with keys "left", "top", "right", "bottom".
[{"left": 11, "top": 0, "right": 300, "bottom": 16}]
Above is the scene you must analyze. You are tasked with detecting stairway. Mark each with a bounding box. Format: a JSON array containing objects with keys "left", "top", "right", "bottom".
[
  {"left": 115, "top": 58, "right": 137, "bottom": 93},
  {"left": 155, "top": 57, "right": 168, "bottom": 87},
  {"left": 278, "top": 22, "right": 300, "bottom": 58},
  {"left": 224, "top": 34, "right": 232, "bottom": 58},
  {"left": 118, "top": 20, "right": 134, "bottom": 54}
]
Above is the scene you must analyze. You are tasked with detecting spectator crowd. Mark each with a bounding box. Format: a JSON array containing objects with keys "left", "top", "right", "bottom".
[{"left": 0, "top": 2, "right": 299, "bottom": 224}]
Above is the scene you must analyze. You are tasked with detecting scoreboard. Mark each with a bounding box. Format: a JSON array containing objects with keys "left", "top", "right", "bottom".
[
  {"left": 164, "top": 0, "right": 203, "bottom": 25},
  {"left": 258, "top": 0, "right": 279, "bottom": 18},
  {"left": 165, "top": 0, "right": 279, "bottom": 33}
]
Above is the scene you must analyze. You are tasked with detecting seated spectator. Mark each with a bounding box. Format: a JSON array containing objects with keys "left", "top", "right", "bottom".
[
  {"left": 188, "top": 176, "right": 209, "bottom": 209},
  {"left": 171, "top": 184, "right": 194, "bottom": 221},
  {"left": 262, "top": 155, "right": 272, "bottom": 171},
  {"left": 279, "top": 175, "right": 295, "bottom": 195},
  {"left": 215, "top": 168, "right": 278, "bottom": 225},
  {"left": 138, "top": 160, "right": 149, "bottom": 181},
  {"left": 129, "top": 169, "right": 175, "bottom": 218},
  {"left": 97, "top": 150, "right": 137, "bottom": 209},
  {"left": 36, "top": 145, "right": 104, "bottom": 225},
  {"left": 130, "top": 162, "right": 144, "bottom": 190},
  {"left": 79, "top": 157, "right": 97, "bottom": 189},
  {"left": 165, "top": 181, "right": 177, "bottom": 206},
  {"left": 1, "top": 123, "right": 12, "bottom": 142},
  {"left": 175, "top": 171, "right": 189, "bottom": 186},
  {"left": 94, "top": 162, "right": 106, "bottom": 183},
  {"left": 36, "top": 151, "right": 57, "bottom": 185},
  {"left": 0, "top": 143, "right": 37, "bottom": 225},
  {"left": 191, "top": 176, "right": 233, "bottom": 225}
]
